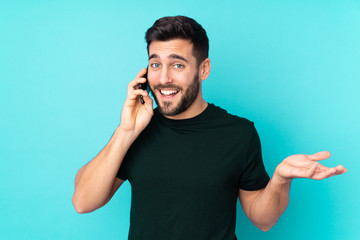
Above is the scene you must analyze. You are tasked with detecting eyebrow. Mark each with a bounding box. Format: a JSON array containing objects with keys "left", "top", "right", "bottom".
[{"left": 149, "top": 54, "right": 189, "bottom": 63}]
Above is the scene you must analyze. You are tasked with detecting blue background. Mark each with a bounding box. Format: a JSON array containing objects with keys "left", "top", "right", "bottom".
[{"left": 1, "top": 0, "right": 359, "bottom": 239}]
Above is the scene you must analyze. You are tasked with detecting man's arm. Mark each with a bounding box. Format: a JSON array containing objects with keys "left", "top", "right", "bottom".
[
  {"left": 239, "top": 151, "right": 347, "bottom": 231},
  {"left": 74, "top": 164, "right": 125, "bottom": 212},
  {"left": 72, "top": 68, "right": 153, "bottom": 213}
]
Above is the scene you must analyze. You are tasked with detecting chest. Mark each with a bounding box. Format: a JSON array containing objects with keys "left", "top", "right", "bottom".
[{"left": 125, "top": 126, "right": 248, "bottom": 195}]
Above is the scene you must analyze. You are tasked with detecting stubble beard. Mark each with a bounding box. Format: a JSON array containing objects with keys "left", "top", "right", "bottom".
[{"left": 150, "top": 71, "right": 200, "bottom": 117}]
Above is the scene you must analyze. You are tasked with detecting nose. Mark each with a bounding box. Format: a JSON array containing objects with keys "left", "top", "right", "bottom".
[{"left": 158, "top": 67, "right": 173, "bottom": 85}]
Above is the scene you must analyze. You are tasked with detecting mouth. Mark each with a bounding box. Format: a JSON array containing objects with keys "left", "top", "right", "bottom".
[{"left": 159, "top": 89, "right": 180, "bottom": 96}]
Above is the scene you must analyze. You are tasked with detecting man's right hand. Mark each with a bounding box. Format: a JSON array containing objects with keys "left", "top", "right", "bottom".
[
  {"left": 72, "top": 68, "right": 154, "bottom": 214},
  {"left": 119, "top": 68, "right": 153, "bottom": 137}
]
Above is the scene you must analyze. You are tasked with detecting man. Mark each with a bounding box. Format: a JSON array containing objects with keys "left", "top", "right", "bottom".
[{"left": 72, "top": 16, "right": 347, "bottom": 239}]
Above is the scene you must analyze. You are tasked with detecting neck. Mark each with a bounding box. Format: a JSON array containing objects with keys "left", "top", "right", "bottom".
[{"left": 164, "top": 97, "right": 208, "bottom": 120}]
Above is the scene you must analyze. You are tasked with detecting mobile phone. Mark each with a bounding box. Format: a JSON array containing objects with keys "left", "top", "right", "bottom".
[{"left": 139, "top": 67, "right": 148, "bottom": 104}]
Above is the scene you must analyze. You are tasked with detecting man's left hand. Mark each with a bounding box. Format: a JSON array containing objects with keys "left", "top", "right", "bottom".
[{"left": 273, "top": 151, "right": 347, "bottom": 184}]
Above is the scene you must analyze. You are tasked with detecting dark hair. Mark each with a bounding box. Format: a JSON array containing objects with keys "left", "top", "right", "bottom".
[{"left": 145, "top": 16, "right": 209, "bottom": 66}]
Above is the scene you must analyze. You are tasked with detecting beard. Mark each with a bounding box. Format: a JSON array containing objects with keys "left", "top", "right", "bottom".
[{"left": 149, "top": 71, "right": 200, "bottom": 117}]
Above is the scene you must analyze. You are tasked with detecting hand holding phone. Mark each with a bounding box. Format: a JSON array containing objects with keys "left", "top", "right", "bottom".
[
  {"left": 139, "top": 67, "right": 148, "bottom": 104},
  {"left": 119, "top": 67, "right": 153, "bottom": 139}
]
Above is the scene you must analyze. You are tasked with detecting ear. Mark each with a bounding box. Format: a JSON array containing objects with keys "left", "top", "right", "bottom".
[{"left": 199, "top": 58, "right": 211, "bottom": 81}]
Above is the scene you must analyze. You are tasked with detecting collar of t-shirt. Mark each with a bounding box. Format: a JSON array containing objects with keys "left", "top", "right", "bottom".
[{"left": 154, "top": 103, "right": 217, "bottom": 133}]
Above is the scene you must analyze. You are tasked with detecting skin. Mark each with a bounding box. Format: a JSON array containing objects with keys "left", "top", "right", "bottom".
[
  {"left": 147, "top": 39, "right": 210, "bottom": 119},
  {"left": 72, "top": 39, "right": 210, "bottom": 213},
  {"left": 72, "top": 39, "right": 347, "bottom": 232},
  {"left": 239, "top": 151, "right": 347, "bottom": 231}
]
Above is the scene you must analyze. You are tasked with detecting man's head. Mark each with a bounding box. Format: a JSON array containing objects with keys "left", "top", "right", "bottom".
[
  {"left": 145, "top": 16, "right": 210, "bottom": 119},
  {"left": 145, "top": 16, "right": 209, "bottom": 68}
]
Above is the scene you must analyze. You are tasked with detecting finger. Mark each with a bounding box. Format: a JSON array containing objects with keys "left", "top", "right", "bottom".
[
  {"left": 314, "top": 164, "right": 347, "bottom": 175},
  {"left": 313, "top": 162, "right": 331, "bottom": 172},
  {"left": 135, "top": 68, "right": 147, "bottom": 78},
  {"left": 128, "top": 76, "right": 147, "bottom": 91},
  {"left": 127, "top": 89, "right": 148, "bottom": 101},
  {"left": 307, "top": 151, "right": 331, "bottom": 161},
  {"left": 305, "top": 162, "right": 319, "bottom": 178},
  {"left": 143, "top": 94, "right": 153, "bottom": 111},
  {"left": 127, "top": 68, "right": 148, "bottom": 89},
  {"left": 334, "top": 165, "right": 348, "bottom": 175},
  {"left": 313, "top": 167, "right": 337, "bottom": 180},
  {"left": 127, "top": 77, "right": 147, "bottom": 97},
  {"left": 142, "top": 92, "right": 153, "bottom": 104}
]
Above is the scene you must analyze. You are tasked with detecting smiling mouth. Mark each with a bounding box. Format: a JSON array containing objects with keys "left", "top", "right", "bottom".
[{"left": 159, "top": 89, "right": 180, "bottom": 96}]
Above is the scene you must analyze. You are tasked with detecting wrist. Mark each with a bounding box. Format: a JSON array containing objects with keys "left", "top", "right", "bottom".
[
  {"left": 272, "top": 169, "right": 293, "bottom": 186},
  {"left": 116, "top": 124, "right": 134, "bottom": 135},
  {"left": 114, "top": 126, "right": 138, "bottom": 147}
]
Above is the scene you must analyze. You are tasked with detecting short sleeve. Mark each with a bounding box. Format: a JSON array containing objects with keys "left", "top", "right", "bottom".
[{"left": 238, "top": 123, "right": 270, "bottom": 190}]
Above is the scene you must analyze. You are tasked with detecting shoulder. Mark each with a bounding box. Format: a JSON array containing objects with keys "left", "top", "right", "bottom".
[
  {"left": 207, "top": 103, "right": 255, "bottom": 129},
  {"left": 202, "top": 103, "right": 257, "bottom": 142}
]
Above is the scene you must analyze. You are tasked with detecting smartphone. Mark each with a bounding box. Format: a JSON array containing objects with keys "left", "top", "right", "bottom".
[{"left": 139, "top": 67, "right": 148, "bottom": 104}]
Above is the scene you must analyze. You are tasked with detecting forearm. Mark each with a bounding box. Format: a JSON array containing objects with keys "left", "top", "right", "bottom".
[
  {"left": 248, "top": 175, "right": 291, "bottom": 231},
  {"left": 244, "top": 151, "right": 347, "bottom": 231},
  {"left": 72, "top": 127, "right": 135, "bottom": 213}
]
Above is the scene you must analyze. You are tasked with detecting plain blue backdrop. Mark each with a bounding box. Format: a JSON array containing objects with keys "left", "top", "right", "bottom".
[{"left": 1, "top": 0, "right": 359, "bottom": 239}]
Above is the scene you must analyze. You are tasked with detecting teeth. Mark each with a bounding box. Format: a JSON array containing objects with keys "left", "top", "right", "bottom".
[{"left": 160, "top": 89, "right": 178, "bottom": 96}]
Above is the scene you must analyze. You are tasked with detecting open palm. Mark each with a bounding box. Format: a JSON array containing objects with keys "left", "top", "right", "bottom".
[{"left": 274, "top": 151, "right": 347, "bottom": 182}]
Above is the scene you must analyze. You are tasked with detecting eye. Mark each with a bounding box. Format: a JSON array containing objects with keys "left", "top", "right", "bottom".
[
  {"left": 174, "top": 64, "right": 184, "bottom": 69},
  {"left": 150, "top": 63, "right": 160, "bottom": 68}
]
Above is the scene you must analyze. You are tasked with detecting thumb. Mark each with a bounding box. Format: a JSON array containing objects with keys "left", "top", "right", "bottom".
[{"left": 307, "top": 151, "right": 331, "bottom": 161}]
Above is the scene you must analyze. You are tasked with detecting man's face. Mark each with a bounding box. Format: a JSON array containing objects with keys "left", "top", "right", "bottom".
[{"left": 147, "top": 39, "right": 201, "bottom": 117}]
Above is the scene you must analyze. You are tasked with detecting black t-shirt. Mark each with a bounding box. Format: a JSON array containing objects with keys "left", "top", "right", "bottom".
[{"left": 117, "top": 103, "right": 270, "bottom": 240}]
